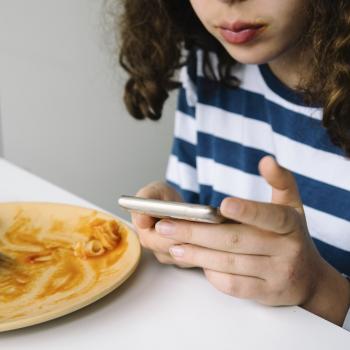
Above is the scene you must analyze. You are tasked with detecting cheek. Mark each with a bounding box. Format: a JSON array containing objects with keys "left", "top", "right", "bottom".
[
  {"left": 268, "top": 0, "right": 309, "bottom": 47},
  {"left": 189, "top": 0, "right": 206, "bottom": 17},
  {"left": 189, "top": 0, "right": 215, "bottom": 27}
]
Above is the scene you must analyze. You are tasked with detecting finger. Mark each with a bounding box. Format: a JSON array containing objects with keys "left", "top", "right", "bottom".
[
  {"left": 169, "top": 244, "right": 269, "bottom": 279},
  {"left": 259, "top": 156, "right": 303, "bottom": 211},
  {"left": 136, "top": 181, "right": 183, "bottom": 202},
  {"left": 138, "top": 228, "right": 179, "bottom": 254},
  {"left": 131, "top": 182, "right": 183, "bottom": 230},
  {"left": 155, "top": 220, "right": 279, "bottom": 255},
  {"left": 135, "top": 181, "right": 165, "bottom": 199},
  {"left": 204, "top": 269, "right": 267, "bottom": 300},
  {"left": 220, "top": 197, "right": 300, "bottom": 234},
  {"left": 131, "top": 212, "right": 157, "bottom": 230},
  {"left": 154, "top": 252, "right": 194, "bottom": 268},
  {"left": 131, "top": 183, "right": 165, "bottom": 230}
]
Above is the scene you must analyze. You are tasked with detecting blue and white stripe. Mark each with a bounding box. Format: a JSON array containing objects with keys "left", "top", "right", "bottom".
[{"left": 166, "top": 50, "right": 350, "bottom": 275}]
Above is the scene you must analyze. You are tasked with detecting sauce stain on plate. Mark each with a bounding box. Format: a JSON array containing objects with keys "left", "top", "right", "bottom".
[{"left": 0, "top": 203, "right": 140, "bottom": 332}]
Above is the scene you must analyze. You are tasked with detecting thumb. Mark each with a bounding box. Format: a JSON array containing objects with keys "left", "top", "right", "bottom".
[{"left": 258, "top": 156, "right": 303, "bottom": 210}]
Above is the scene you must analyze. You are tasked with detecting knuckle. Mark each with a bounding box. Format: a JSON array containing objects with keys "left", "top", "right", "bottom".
[
  {"left": 182, "top": 224, "right": 194, "bottom": 242},
  {"left": 226, "top": 231, "right": 240, "bottom": 252},
  {"left": 222, "top": 253, "right": 235, "bottom": 269}
]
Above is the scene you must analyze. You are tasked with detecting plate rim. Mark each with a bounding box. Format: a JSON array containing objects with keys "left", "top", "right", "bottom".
[{"left": 0, "top": 201, "right": 141, "bottom": 332}]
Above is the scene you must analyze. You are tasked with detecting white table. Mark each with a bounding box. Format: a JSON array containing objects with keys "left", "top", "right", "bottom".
[{"left": 0, "top": 158, "right": 349, "bottom": 349}]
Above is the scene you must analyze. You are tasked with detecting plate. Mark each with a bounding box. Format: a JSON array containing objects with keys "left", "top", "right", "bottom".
[{"left": 0, "top": 202, "right": 140, "bottom": 332}]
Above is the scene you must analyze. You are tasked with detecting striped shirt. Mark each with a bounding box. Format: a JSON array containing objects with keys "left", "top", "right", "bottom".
[{"left": 166, "top": 50, "right": 350, "bottom": 277}]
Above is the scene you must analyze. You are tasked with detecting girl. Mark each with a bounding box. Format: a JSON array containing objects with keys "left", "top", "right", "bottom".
[{"left": 117, "top": 0, "right": 350, "bottom": 329}]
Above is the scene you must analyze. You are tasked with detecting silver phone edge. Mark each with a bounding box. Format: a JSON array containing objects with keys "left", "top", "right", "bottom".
[{"left": 118, "top": 195, "right": 226, "bottom": 224}]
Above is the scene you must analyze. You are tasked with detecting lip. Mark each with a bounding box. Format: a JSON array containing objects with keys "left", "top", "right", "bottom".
[{"left": 218, "top": 20, "right": 267, "bottom": 45}]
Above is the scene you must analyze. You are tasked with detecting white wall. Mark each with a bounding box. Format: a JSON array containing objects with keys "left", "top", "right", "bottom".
[
  {"left": 0, "top": 0, "right": 177, "bottom": 218},
  {"left": 0, "top": 96, "right": 3, "bottom": 156}
]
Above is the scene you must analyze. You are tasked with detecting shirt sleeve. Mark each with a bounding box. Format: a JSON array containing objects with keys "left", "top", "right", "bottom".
[{"left": 166, "top": 54, "right": 200, "bottom": 204}]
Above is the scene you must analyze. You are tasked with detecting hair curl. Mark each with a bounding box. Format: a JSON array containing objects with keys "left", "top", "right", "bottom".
[{"left": 116, "top": 0, "right": 350, "bottom": 156}]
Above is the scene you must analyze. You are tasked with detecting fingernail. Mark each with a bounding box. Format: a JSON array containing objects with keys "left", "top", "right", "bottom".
[
  {"left": 155, "top": 221, "right": 175, "bottom": 235},
  {"left": 225, "top": 201, "right": 241, "bottom": 216},
  {"left": 169, "top": 246, "right": 184, "bottom": 257}
]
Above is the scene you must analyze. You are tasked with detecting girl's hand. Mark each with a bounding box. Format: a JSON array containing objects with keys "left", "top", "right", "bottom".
[
  {"left": 155, "top": 157, "right": 350, "bottom": 325},
  {"left": 131, "top": 181, "right": 192, "bottom": 267}
]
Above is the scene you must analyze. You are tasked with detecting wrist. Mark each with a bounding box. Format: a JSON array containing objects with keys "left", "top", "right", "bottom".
[{"left": 302, "top": 260, "right": 350, "bottom": 326}]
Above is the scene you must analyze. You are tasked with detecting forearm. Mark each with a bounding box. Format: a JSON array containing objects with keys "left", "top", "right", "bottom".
[{"left": 302, "top": 259, "right": 350, "bottom": 327}]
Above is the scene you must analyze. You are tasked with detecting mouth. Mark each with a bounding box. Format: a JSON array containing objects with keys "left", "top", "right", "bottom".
[{"left": 218, "top": 21, "right": 267, "bottom": 45}]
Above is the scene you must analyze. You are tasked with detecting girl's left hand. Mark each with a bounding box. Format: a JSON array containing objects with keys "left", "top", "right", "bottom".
[{"left": 155, "top": 156, "right": 350, "bottom": 324}]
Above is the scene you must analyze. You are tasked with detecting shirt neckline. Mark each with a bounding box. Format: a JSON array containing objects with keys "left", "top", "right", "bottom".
[{"left": 258, "top": 64, "right": 320, "bottom": 108}]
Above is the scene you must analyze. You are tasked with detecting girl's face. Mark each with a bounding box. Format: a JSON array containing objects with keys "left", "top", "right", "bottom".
[{"left": 189, "top": 0, "right": 309, "bottom": 65}]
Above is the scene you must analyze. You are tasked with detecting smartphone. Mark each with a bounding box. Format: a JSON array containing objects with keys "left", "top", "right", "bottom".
[{"left": 118, "top": 195, "right": 227, "bottom": 224}]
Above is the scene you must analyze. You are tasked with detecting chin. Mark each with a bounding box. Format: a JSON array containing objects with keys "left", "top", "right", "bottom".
[{"left": 223, "top": 44, "right": 278, "bottom": 65}]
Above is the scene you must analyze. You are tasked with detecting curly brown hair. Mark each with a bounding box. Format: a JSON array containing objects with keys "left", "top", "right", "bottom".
[{"left": 116, "top": 0, "right": 350, "bottom": 156}]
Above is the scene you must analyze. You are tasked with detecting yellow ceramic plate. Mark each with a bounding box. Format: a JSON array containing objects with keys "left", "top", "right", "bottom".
[{"left": 0, "top": 202, "right": 140, "bottom": 332}]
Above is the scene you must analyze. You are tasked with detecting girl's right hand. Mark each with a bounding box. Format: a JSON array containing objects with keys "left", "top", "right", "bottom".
[{"left": 131, "top": 181, "right": 192, "bottom": 267}]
